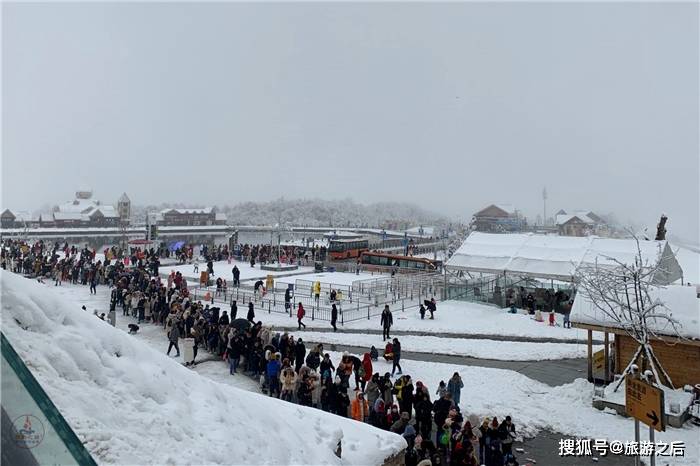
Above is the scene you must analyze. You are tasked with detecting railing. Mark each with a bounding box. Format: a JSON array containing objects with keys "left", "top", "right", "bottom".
[
  {"left": 191, "top": 283, "right": 425, "bottom": 324},
  {"left": 1, "top": 332, "right": 97, "bottom": 466}
]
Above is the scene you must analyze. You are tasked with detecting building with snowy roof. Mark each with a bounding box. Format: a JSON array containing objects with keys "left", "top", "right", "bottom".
[
  {"left": 50, "top": 190, "right": 127, "bottom": 228},
  {"left": 445, "top": 232, "right": 683, "bottom": 285},
  {"left": 571, "top": 284, "right": 700, "bottom": 388},
  {"left": 0, "top": 210, "right": 44, "bottom": 229},
  {"left": 157, "top": 207, "right": 226, "bottom": 226},
  {"left": 555, "top": 209, "right": 609, "bottom": 237},
  {"left": 470, "top": 204, "right": 526, "bottom": 233}
]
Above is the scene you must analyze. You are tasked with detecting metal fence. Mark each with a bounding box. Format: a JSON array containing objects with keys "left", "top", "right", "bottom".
[{"left": 191, "top": 279, "right": 428, "bottom": 325}]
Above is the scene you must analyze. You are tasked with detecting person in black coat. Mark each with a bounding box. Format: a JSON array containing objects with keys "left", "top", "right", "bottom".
[
  {"left": 231, "top": 265, "right": 240, "bottom": 286},
  {"left": 294, "top": 339, "right": 306, "bottom": 373},
  {"left": 331, "top": 304, "right": 338, "bottom": 332},
  {"left": 380, "top": 305, "right": 393, "bottom": 340},
  {"left": 247, "top": 302, "right": 255, "bottom": 322},
  {"left": 391, "top": 338, "right": 402, "bottom": 376},
  {"left": 400, "top": 378, "right": 415, "bottom": 419},
  {"left": 219, "top": 311, "right": 229, "bottom": 326},
  {"left": 319, "top": 353, "right": 335, "bottom": 378},
  {"left": 284, "top": 288, "right": 292, "bottom": 314},
  {"left": 336, "top": 382, "right": 350, "bottom": 417},
  {"left": 414, "top": 396, "right": 433, "bottom": 439},
  {"left": 230, "top": 300, "right": 237, "bottom": 319},
  {"left": 432, "top": 393, "right": 453, "bottom": 444},
  {"left": 498, "top": 416, "right": 516, "bottom": 456}
]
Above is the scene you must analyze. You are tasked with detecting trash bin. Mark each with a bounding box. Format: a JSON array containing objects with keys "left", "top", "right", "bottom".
[{"left": 314, "top": 261, "right": 324, "bottom": 272}]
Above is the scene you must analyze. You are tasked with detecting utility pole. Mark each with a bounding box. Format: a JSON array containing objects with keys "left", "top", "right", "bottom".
[{"left": 542, "top": 187, "right": 548, "bottom": 226}]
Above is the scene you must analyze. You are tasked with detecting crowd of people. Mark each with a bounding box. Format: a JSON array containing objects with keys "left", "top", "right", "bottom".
[
  {"left": 174, "top": 242, "right": 328, "bottom": 268},
  {"left": 2, "top": 238, "right": 520, "bottom": 466}
]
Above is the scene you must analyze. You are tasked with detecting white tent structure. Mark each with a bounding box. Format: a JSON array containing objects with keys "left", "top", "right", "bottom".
[{"left": 445, "top": 232, "right": 683, "bottom": 285}]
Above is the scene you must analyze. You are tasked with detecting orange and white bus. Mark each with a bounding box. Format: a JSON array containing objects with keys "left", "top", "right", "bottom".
[{"left": 328, "top": 239, "right": 369, "bottom": 260}]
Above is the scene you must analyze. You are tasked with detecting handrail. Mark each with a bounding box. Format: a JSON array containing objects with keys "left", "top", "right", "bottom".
[{"left": 1, "top": 332, "right": 97, "bottom": 466}]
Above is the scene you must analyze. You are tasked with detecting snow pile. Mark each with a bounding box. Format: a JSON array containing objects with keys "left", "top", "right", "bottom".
[
  {"left": 572, "top": 285, "right": 700, "bottom": 340},
  {"left": 0, "top": 271, "right": 405, "bottom": 465}
]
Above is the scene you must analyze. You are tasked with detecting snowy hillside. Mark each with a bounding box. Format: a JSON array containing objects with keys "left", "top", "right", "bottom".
[{"left": 0, "top": 271, "right": 405, "bottom": 465}]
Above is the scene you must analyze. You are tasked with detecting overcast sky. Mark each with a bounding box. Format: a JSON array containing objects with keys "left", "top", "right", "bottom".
[{"left": 2, "top": 2, "right": 698, "bottom": 241}]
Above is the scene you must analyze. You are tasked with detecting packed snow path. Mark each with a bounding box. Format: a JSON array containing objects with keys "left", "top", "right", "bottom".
[{"left": 302, "top": 340, "right": 587, "bottom": 387}]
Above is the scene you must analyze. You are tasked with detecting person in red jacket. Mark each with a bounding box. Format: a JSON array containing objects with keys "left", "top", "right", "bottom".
[
  {"left": 361, "top": 352, "right": 373, "bottom": 391},
  {"left": 297, "top": 302, "right": 306, "bottom": 330}
]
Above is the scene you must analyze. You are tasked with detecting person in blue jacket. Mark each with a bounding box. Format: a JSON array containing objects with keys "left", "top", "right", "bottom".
[{"left": 266, "top": 353, "right": 281, "bottom": 397}]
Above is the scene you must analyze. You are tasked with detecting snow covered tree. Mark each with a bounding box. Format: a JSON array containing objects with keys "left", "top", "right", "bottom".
[{"left": 575, "top": 234, "right": 682, "bottom": 391}]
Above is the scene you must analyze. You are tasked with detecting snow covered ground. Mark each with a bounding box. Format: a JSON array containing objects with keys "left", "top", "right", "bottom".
[
  {"left": 166, "top": 258, "right": 315, "bottom": 282},
  {"left": 294, "top": 331, "right": 598, "bottom": 361},
  {"left": 0, "top": 271, "right": 405, "bottom": 465},
  {"left": 255, "top": 300, "right": 589, "bottom": 341},
  {"left": 274, "top": 271, "right": 383, "bottom": 287},
  {"left": 672, "top": 244, "right": 700, "bottom": 285}
]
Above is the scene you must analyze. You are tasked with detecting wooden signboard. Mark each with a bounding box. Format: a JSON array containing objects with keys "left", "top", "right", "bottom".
[
  {"left": 625, "top": 375, "right": 665, "bottom": 432},
  {"left": 592, "top": 349, "right": 605, "bottom": 373}
]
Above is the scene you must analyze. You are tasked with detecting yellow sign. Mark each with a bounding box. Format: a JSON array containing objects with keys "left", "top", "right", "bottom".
[
  {"left": 625, "top": 375, "right": 665, "bottom": 432},
  {"left": 593, "top": 349, "right": 605, "bottom": 372}
]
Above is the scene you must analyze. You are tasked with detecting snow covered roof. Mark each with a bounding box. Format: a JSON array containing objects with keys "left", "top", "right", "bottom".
[
  {"left": 446, "top": 232, "right": 683, "bottom": 284},
  {"left": 474, "top": 204, "right": 516, "bottom": 217},
  {"left": 53, "top": 206, "right": 118, "bottom": 221},
  {"left": 53, "top": 212, "right": 85, "bottom": 221},
  {"left": 2, "top": 210, "right": 37, "bottom": 222},
  {"left": 571, "top": 284, "right": 700, "bottom": 340},
  {"left": 118, "top": 192, "right": 130, "bottom": 203},
  {"left": 160, "top": 207, "right": 215, "bottom": 215},
  {"left": 91, "top": 206, "right": 119, "bottom": 218},
  {"left": 215, "top": 213, "right": 227, "bottom": 221},
  {"left": 555, "top": 210, "right": 605, "bottom": 226},
  {"left": 555, "top": 214, "right": 594, "bottom": 226}
]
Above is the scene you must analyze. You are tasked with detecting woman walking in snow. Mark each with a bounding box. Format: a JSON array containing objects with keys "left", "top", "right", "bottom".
[{"left": 297, "top": 302, "right": 306, "bottom": 329}]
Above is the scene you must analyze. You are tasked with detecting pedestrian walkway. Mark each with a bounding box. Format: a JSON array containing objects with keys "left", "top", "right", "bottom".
[
  {"left": 270, "top": 325, "right": 599, "bottom": 345},
  {"left": 302, "top": 341, "right": 587, "bottom": 387}
]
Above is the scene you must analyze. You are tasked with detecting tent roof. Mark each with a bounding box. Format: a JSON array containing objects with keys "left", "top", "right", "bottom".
[{"left": 445, "top": 232, "right": 683, "bottom": 284}]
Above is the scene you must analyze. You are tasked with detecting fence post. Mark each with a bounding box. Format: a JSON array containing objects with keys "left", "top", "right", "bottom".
[
  {"left": 367, "top": 305, "right": 370, "bottom": 320},
  {"left": 312, "top": 306, "right": 315, "bottom": 321},
  {"left": 402, "top": 300, "right": 405, "bottom": 312}
]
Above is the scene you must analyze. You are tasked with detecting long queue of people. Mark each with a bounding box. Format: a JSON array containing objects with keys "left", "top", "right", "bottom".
[{"left": 144, "top": 302, "right": 520, "bottom": 466}]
